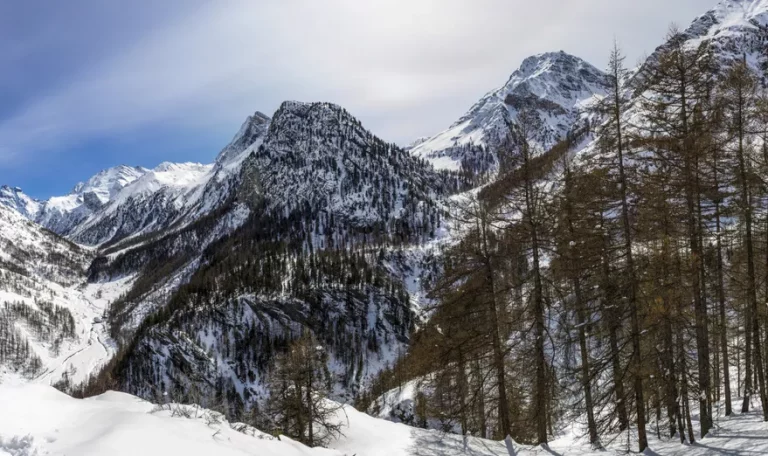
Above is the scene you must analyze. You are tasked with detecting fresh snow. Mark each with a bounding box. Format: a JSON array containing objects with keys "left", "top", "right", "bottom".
[
  {"left": 410, "top": 51, "right": 608, "bottom": 170},
  {"left": 0, "top": 186, "right": 41, "bottom": 220},
  {"left": 0, "top": 204, "right": 134, "bottom": 387},
  {"left": 0, "top": 383, "right": 336, "bottom": 456},
  {"left": 1, "top": 111, "right": 270, "bottom": 246},
  {"left": 3, "top": 382, "right": 768, "bottom": 456}
]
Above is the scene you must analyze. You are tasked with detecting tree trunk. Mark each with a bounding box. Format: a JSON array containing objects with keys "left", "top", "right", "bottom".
[
  {"left": 735, "top": 110, "right": 768, "bottom": 418},
  {"left": 615, "top": 95, "right": 648, "bottom": 452},
  {"left": 479, "top": 217, "right": 513, "bottom": 438},
  {"left": 522, "top": 139, "right": 548, "bottom": 445},
  {"left": 714, "top": 187, "right": 733, "bottom": 415},
  {"left": 601, "top": 249, "right": 629, "bottom": 431},
  {"left": 563, "top": 163, "right": 599, "bottom": 446}
]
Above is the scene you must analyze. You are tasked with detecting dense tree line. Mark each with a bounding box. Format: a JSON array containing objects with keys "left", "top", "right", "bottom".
[
  {"left": 363, "top": 32, "right": 768, "bottom": 451},
  {"left": 0, "top": 300, "right": 76, "bottom": 374},
  {"left": 75, "top": 131, "right": 445, "bottom": 444}
]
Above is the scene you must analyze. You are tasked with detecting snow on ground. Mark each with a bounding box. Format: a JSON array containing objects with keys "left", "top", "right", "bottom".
[
  {"left": 2, "top": 381, "right": 768, "bottom": 456},
  {"left": 328, "top": 396, "right": 768, "bottom": 456},
  {"left": 0, "top": 271, "right": 134, "bottom": 387},
  {"left": 30, "top": 277, "right": 134, "bottom": 386},
  {"left": 0, "top": 383, "right": 336, "bottom": 456},
  {"left": 366, "top": 380, "right": 768, "bottom": 456}
]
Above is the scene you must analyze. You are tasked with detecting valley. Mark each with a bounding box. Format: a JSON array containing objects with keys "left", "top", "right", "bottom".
[{"left": 4, "top": 0, "right": 768, "bottom": 454}]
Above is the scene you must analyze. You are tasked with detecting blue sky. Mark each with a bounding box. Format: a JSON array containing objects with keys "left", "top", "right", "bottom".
[{"left": 0, "top": 0, "right": 716, "bottom": 199}]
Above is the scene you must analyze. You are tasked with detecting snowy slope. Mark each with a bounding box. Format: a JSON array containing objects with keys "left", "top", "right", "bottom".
[
  {"left": 0, "top": 384, "right": 336, "bottom": 456},
  {"left": 0, "top": 204, "right": 134, "bottom": 386},
  {"left": 3, "top": 383, "right": 767, "bottom": 456},
  {"left": 411, "top": 51, "right": 609, "bottom": 172},
  {"left": 38, "top": 165, "right": 149, "bottom": 235},
  {"left": 0, "top": 185, "right": 41, "bottom": 219},
  {"left": 0, "top": 113, "right": 270, "bottom": 247}
]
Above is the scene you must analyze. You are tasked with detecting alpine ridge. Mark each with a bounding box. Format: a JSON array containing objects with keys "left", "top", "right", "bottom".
[
  {"left": 5, "top": 1, "right": 768, "bottom": 454},
  {"left": 73, "top": 100, "right": 456, "bottom": 414},
  {"left": 410, "top": 50, "right": 610, "bottom": 175}
]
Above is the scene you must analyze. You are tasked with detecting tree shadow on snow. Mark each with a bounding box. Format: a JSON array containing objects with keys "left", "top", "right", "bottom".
[
  {"left": 406, "top": 429, "right": 504, "bottom": 456},
  {"left": 406, "top": 430, "right": 566, "bottom": 456}
]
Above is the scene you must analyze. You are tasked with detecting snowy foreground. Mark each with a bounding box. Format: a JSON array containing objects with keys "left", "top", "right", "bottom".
[{"left": 2, "top": 384, "right": 768, "bottom": 456}]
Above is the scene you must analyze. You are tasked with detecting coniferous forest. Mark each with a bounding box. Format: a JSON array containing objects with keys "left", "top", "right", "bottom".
[
  {"left": 362, "top": 35, "right": 768, "bottom": 451},
  {"left": 5, "top": 3, "right": 768, "bottom": 454}
]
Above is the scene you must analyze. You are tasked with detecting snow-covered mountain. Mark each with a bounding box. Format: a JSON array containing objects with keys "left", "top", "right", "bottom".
[
  {"left": 84, "top": 101, "right": 454, "bottom": 410},
  {"left": 682, "top": 0, "right": 768, "bottom": 57},
  {"left": 252, "top": 101, "right": 454, "bottom": 232},
  {"left": 1, "top": 113, "right": 271, "bottom": 248},
  {"left": 0, "top": 202, "right": 132, "bottom": 386},
  {"left": 67, "top": 161, "right": 213, "bottom": 245},
  {"left": 410, "top": 51, "right": 610, "bottom": 173},
  {"left": 573, "top": 0, "right": 768, "bottom": 170},
  {"left": 0, "top": 165, "right": 149, "bottom": 237},
  {"left": 4, "top": 0, "right": 768, "bottom": 444},
  {"left": 0, "top": 185, "right": 40, "bottom": 219}
]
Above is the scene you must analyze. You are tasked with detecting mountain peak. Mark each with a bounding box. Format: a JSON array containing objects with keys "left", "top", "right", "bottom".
[
  {"left": 215, "top": 110, "right": 272, "bottom": 167},
  {"left": 517, "top": 50, "right": 581, "bottom": 72},
  {"left": 410, "top": 50, "right": 608, "bottom": 171},
  {"left": 70, "top": 165, "right": 148, "bottom": 203},
  {"left": 0, "top": 184, "right": 41, "bottom": 219},
  {"left": 683, "top": 0, "right": 768, "bottom": 42},
  {"left": 272, "top": 100, "right": 350, "bottom": 121}
]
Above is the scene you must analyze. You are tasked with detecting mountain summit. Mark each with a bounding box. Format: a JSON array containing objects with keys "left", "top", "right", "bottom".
[{"left": 410, "top": 50, "right": 609, "bottom": 172}]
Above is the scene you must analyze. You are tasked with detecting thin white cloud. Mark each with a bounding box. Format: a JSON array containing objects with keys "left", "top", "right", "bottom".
[{"left": 0, "top": 0, "right": 717, "bottom": 163}]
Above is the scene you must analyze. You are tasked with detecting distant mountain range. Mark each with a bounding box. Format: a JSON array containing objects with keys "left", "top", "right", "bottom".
[{"left": 2, "top": 0, "right": 766, "bottom": 425}]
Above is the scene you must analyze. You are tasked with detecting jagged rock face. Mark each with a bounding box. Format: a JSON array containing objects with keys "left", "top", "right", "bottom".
[
  {"left": 0, "top": 185, "right": 40, "bottom": 220},
  {"left": 641, "top": 0, "right": 768, "bottom": 72},
  {"left": 99, "top": 101, "right": 454, "bottom": 413},
  {"left": 81, "top": 192, "right": 104, "bottom": 212},
  {"left": 216, "top": 111, "right": 271, "bottom": 167},
  {"left": 410, "top": 51, "right": 611, "bottom": 173},
  {"left": 252, "top": 101, "right": 452, "bottom": 232},
  {"left": 37, "top": 165, "right": 150, "bottom": 236}
]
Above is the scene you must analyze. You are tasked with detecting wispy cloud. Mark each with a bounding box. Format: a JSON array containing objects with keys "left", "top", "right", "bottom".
[{"left": 0, "top": 0, "right": 716, "bottom": 164}]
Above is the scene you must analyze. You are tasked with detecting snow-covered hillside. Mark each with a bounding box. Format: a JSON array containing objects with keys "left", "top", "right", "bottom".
[
  {"left": 0, "top": 204, "right": 134, "bottom": 386},
  {"left": 3, "top": 383, "right": 768, "bottom": 456},
  {"left": 410, "top": 51, "right": 609, "bottom": 172},
  {"left": 1, "top": 112, "right": 270, "bottom": 247},
  {"left": 4, "top": 1, "right": 768, "bottom": 453},
  {"left": 91, "top": 101, "right": 457, "bottom": 413},
  {"left": 0, "top": 383, "right": 335, "bottom": 456}
]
